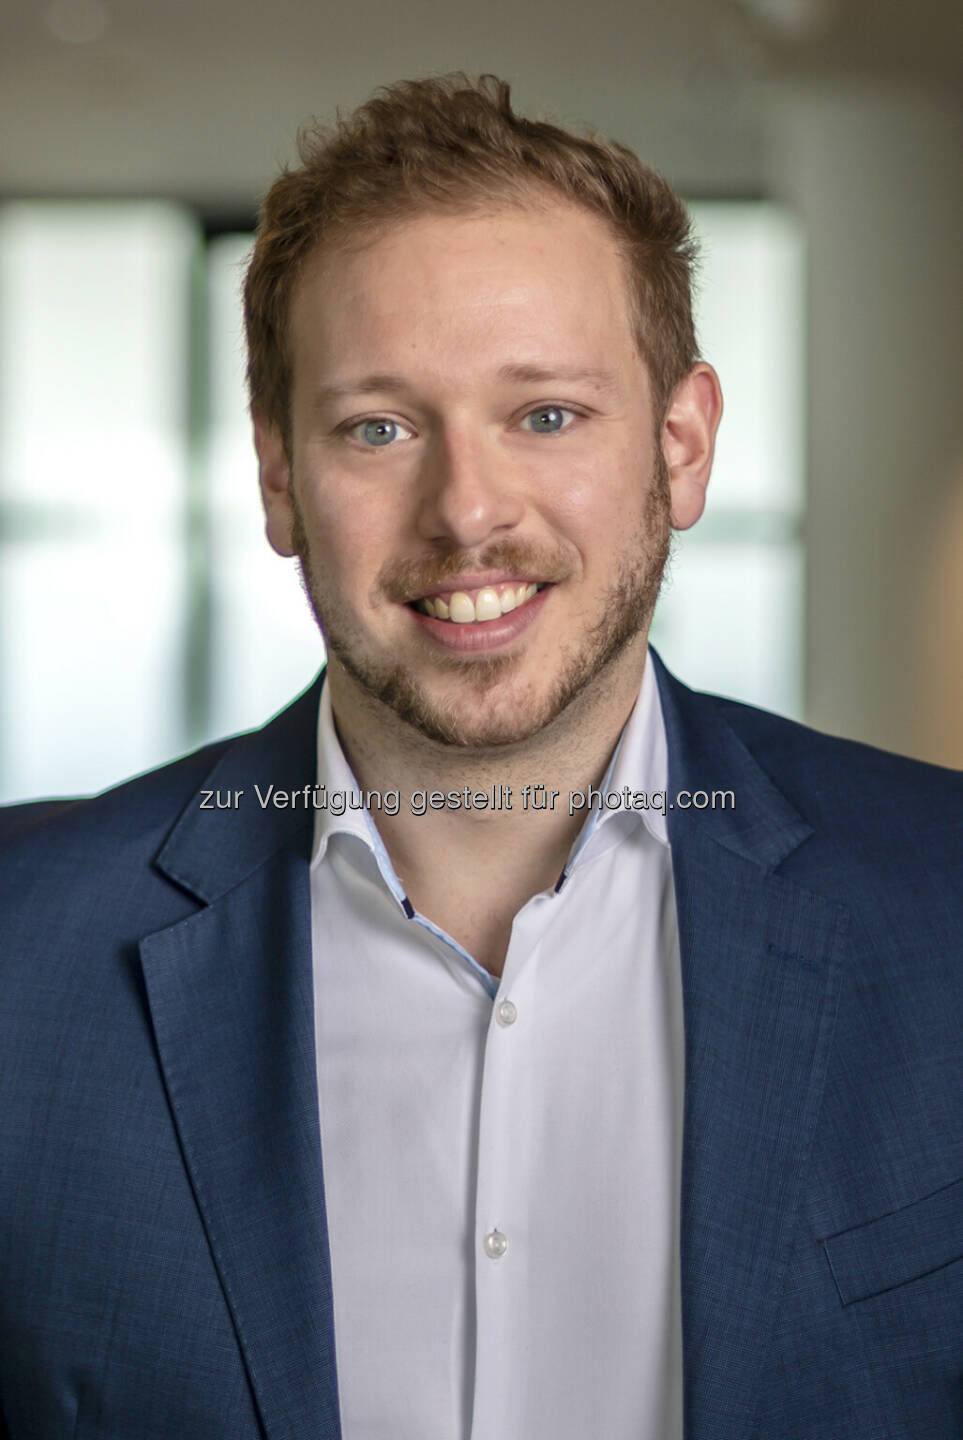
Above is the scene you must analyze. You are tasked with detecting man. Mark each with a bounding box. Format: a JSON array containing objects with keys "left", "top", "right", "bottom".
[{"left": 0, "top": 74, "right": 961, "bottom": 1440}]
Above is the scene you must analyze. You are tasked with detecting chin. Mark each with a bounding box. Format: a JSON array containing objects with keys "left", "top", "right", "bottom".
[
  {"left": 335, "top": 628, "right": 642, "bottom": 752},
  {"left": 335, "top": 650, "right": 550, "bottom": 749}
]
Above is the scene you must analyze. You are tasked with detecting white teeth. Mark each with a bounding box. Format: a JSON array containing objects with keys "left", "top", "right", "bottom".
[
  {"left": 417, "top": 582, "right": 541, "bottom": 623},
  {"left": 448, "top": 592, "right": 476, "bottom": 624},
  {"left": 474, "top": 587, "right": 502, "bottom": 622}
]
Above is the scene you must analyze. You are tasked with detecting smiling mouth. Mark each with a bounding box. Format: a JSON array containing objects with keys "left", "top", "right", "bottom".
[{"left": 411, "top": 582, "right": 546, "bottom": 623}]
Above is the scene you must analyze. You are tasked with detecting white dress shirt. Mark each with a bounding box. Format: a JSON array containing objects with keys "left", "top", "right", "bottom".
[{"left": 309, "top": 650, "right": 684, "bottom": 1439}]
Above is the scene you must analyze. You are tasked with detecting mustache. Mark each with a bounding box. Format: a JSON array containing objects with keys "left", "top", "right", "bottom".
[{"left": 378, "top": 538, "right": 572, "bottom": 603}]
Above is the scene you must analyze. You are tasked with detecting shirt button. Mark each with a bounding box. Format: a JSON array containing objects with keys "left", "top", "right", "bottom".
[
  {"left": 484, "top": 1229, "right": 508, "bottom": 1259},
  {"left": 496, "top": 999, "right": 517, "bottom": 1027}
]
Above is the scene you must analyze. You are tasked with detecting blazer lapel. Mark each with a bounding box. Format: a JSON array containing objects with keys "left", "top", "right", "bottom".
[
  {"left": 653, "top": 653, "right": 847, "bottom": 1440},
  {"left": 140, "top": 676, "right": 342, "bottom": 1440}
]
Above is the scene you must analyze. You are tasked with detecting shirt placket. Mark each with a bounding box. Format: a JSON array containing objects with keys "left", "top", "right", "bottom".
[{"left": 468, "top": 899, "right": 550, "bottom": 1439}]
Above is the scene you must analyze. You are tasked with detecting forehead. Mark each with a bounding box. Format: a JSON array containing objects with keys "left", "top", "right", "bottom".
[{"left": 288, "top": 202, "right": 640, "bottom": 388}]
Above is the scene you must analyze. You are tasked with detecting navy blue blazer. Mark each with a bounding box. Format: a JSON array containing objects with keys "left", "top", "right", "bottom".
[{"left": 1, "top": 651, "right": 962, "bottom": 1439}]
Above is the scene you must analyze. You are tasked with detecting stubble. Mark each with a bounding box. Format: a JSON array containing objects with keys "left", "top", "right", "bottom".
[{"left": 289, "top": 449, "right": 671, "bottom": 750}]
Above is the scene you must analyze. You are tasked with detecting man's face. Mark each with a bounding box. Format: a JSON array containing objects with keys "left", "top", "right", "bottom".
[{"left": 269, "top": 201, "right": 674, "bottom": 750}]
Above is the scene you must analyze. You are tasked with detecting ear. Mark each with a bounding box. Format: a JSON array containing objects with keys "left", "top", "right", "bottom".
[
  {"left": 662, "top": 363, "right": 723, "bottom": 531},
  {"left": 253, "top": 406, "right": 297, "bottom": 557}
]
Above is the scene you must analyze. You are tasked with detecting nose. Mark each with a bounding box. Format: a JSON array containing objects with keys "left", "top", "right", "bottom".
[{"left": 414, "top": 424, "right": 525, "bottom": 549}]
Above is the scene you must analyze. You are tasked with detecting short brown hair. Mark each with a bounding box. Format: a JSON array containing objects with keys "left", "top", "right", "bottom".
[{"left": 243, "top": 73, "right": 699, "bottom": 450}]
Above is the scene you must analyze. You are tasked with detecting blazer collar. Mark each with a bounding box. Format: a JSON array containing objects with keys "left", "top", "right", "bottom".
[
  {"left": 650, "top": 646, "right": 812, "bottom": 869},
  {"left": 154, "top": 673, "right": 324, "bottom": 903}
]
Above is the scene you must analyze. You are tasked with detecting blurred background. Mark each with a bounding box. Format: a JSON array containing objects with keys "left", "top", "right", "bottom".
[{"left": 0, "top": 0, "right": 960, "bottom": 802}]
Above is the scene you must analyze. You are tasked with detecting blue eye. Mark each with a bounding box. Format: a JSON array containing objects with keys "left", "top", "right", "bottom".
[
  {"left": 521, "top": 406, "right": 574, "bottom": 434},
  {"left": 348, "top": 417, "right": 413, "bottom": 447},
  {"left": 358, "top": 418, "right": 402, "bottom": 446}
]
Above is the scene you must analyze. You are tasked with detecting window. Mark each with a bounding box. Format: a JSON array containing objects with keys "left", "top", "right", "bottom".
[{"left": 650, "top": 202, "right": 805, "bottom": 721}]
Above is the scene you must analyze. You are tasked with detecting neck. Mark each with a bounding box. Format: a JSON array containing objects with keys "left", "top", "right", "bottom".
[{"left": 324, "top": 642, "right": 648, "bottom": 967}]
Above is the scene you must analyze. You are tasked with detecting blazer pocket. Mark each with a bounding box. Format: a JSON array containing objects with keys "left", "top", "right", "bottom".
[{"left": 822, "top": 1176, "right": 963, "bottom": 1306}]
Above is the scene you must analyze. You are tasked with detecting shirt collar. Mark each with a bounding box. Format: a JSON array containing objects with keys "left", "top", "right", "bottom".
[
  {"left": 310, "top": 682, "right": 392, "bottom": 869},
  {"left": 310, "top": 645, "right": 670, "bottom": 871},
  {"left": 557, "top": 647, "right": 669, "bottom": 883},
  {"left": 605, "top": 645, "right": 670, "bottom": 847}
]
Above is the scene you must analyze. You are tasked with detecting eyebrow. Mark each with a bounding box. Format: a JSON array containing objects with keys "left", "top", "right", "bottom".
[
  {"left": 494, "top": 363, "right": 620, "bottom": 395},
  {"left": 311, "top": 363, "right": 621, "bottom": 408}
]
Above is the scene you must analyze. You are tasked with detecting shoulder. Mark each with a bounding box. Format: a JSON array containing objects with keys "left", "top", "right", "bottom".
[
  {"left": 684, "top": 686, "right": 963, "bottom": 917},
  {"left": 659, "top": 679, "right": 963, "bottom": 1073},
  {"left": 0, "top": 674, "right": 322, "bottom": 932},
  {"left": 653, "top": 638, "right": 962, "bottom": 826},
  {"left": 0, "top": 672, "right": 324, "bottom": 872},
  {"left": 0, "top": 797, "right": 80, "bottom": 842},
  {"left": 654, "top": 649, "right": 962, "bottom": 895},
  {"left": 0, "top": 739, "right": 235, "bottom": 967},
  {"left": 711, "top": 688, "right": 962, "bottom": 828},
  {"left": 0, "top": 736, "right": 232, "bottom": 872}
]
